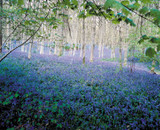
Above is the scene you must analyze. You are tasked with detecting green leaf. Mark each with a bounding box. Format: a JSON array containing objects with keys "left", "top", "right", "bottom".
[
  {"left": 150, "top": 9, "right": 160, "bottom": 18},
  {"left": 34, "top": 115, "right": 38, "bottom": 118},
  {"left": 122, "top": 8, "right": 131, "bottom": 16},
  {"left": 51, "top": 119, "right": 57, "bottom": 123},
  {"left": 113, "top": 1, "right": 123, "bottom": 10},
  {"left": 145, "top": 47, "right": 157, "bottom": 58},
  {"left": 127, "top": 2, "right": 140, "bottom": 10},
  {"left": 141, "top": 0, "right": 151, "bottom": 4},
  {"left": 18, "top": 0, "right": 24, "bottom": 6},
  {"left": 157, "top": 44, "right": 160, "bottom": 52},
  {"left": 9, "top": 95, "right": 14, "bottom": 100},
  {"left": 150, "top": 37, "right": 160, "bottom": 43},
  {"left": 125, "top": 18, "right": 136, "bottom": 26},
  {"left": 18, "top": 118, "right": 21, "bottom": 122},
  {"left": 71, "top": 0, "right": 78, "bottom": 6},
  {"left": 121, "top": 0, "right": 129, "bottom": 6},
  {"left": 112, "top": 18, "right": 120, "bottom": 24},
  {"left": 15, "top": 93, "right": 19, "bottom": 98},
  {"left": 78, "top": 10, "right": 86, "bottom": 18},
  {"left": 104, "top": 0, "right": 114, "bottom": 9},
  {"left": 142, "top": 35, "right": 149, "bottom": 40},
  {"left": 57, "top": 124, "right": 62, "bottom": 128},
  {"left": 9, "top": 0, "right": 17, "bottom": 5},
  {"left": 139, "top": 7, "right": 149, "bottom": 14},
  {"left": 63, "top": 0, "right": 70, "bottom": 5}
]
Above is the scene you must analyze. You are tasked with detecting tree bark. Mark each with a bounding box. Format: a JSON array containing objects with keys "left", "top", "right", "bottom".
[
  {"left": 124, "top": 44, "right": 128, "bottom": 66},
  {"left": 82, "top": 18, "right": 86, "bottom": 64},
  {"left": 151, "top": 60, "right": 156, "bottom": 74},
  {"left": 111, "top": 46, "right": 115, "bottom": 59},
  {"left": 0, "top": 0, "right": 3, "bottom": 53},
  {"left": 28, "top": 38, "right": 33, "bottom": 59},
  {"left": 90, "top": 17, "right": 96, "bottom": 62},
  {"left": 90, "top": 43, "right": 95, "bottom": 62},
  {"left": 118, "top": 25, "right": 123, "bottom": 71}
]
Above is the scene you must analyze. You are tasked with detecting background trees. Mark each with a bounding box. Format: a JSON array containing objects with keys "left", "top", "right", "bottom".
[{"left": 0, "top": 0, "right": 160, "bottom": 72}]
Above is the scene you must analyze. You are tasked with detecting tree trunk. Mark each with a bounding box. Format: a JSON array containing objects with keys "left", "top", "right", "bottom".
[
  {"left": 54, "top": 43, "right": 57, "bottom": 55},
  {"left": 124, "top": 44, "right": 128, "bottom": 66},
  {"left": 101, "top": 44, "right": 104, "bottom": 58},
  {"left": 111, "top": 46, "right": 115, "bottom": 59},
  {"left": 0, "top": 0, "right": 3, "bottom": 53},
  {"left": 90, "top": 18, "right": 96, "bottom": 62},
  {"left": 119, "top": 26, "right": 123, "bottom": 71},
  {"left": 151, "top": 60, "right": 156, "bottom": 74},
  {"left": 90, "top": 43, "right": 95, "bottom": 62},
  {"left": 80, "top": 42, "right": 83, "bottom": 57},
  {"left": 28, "top": 39, "right": 33, "bottom": 59},
  {"left": 40, "top": 41, "right": 44, "bottom": 54},
  {"left": 82, "top": 18, "right": 85, "bottom": 64}
]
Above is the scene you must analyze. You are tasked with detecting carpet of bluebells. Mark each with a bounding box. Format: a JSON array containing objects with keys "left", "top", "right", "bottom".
[{"left": 0, "top": 51, "right": 160, "bottom": 129}]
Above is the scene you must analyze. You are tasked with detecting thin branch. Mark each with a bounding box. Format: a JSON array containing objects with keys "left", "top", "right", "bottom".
[
  {"left": 121, "top": 3, "right": 160, "bottom": 28},
  {"left": 86, "top": 0, "right": 160, "bottom": 28}
]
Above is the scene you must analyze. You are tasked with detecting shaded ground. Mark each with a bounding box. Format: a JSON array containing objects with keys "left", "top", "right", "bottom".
[{"left": 0, "top": 51, "right": 160, "bottom": 129}]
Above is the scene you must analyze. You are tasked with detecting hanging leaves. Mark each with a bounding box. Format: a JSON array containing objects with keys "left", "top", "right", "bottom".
[
  {"left": 139, "top": 7, "right": 149, "bottom": 14},
  {"left": 139, "top": 35, "right": 160, "bottom": 44},
  {"left": 78, "top": 10, "right": 87, "bottom": 18},
  {"left": 125, "top": 17, "right": 136, "bottom": 26},
  {"left": 150, "top": 37, "right": 160, "bottom": 43},
  {"left": 145, "top": 47, "right": 157, "bottom": 58},
  {"left": 150, "top": 9, "right": 160, "bottom": 18}
]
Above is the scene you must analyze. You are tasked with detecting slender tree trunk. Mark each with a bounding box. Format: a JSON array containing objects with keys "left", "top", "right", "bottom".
[
  {"left": 80, "top": 42, "right": 83, "bottom": 57},
  {"left": 0, "top": 0, "right": 3, "bottom": 53},
  {"left": 21, "top": 33, "right": 25, "bottom": 52},
  {"left": 124, "top": 44, "right": 128, "bottom": 66},
  {"left": 54, "top": 43, "right": 57, "bottom": 55},
  {"left": 28, "top": 38, "right": 33, "bottom": 59},
  {"left": 40, "top": 41, "right": 44, "bottom": 54},
  {"left": 58, "top": 24, "right": 64, "bottom": 56},
  {"left": 82, "top": 18, "right": 86, "bottom": 64},
  {"left": 73, "top": 43, "right": 77, "bottom": 56},
  {"left": 90, "top": 18, "right": 96, "bottom": 62},
  {"left": 101, "top": 44, "right": 104, "bottom": 58},
  {"left": 111, "top": 46, "right": 115, "bottom": 59},
  {"left": 119, "top": 26, "right": 123, "bottom": 70},
  {"left": 98, "top": 44, "right": 102, "bottom": 58},
  {"left": 90, "top": 43, "right": 95, "bottom": 62},
  {"left": 151, "top": 60, "right": 156, "bottom": 74}
]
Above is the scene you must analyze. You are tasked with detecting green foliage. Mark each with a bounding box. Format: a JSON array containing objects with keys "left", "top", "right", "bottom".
[
  {"left": 125, "top": 17, "right": 136, "bottom": 26},
  {"left": 78, "top": 10, "right": 86, "bottom": 18},
  {"left": 121, "top": 0, "right": 130, "bottom": 6},
  {"left": 150, "top": 37, "right": 160, "bottom": 43},
  {"left": 127, "top": 2, "right": 140, "bottom": 10},
  {"left": 104, "top": 0, "right": 114, "bottom": 9},
  {"left": 150, "top": 9, "right": 160, "bottom": 17},
  {"left": 157, "top": 44, "right": 160, "bottom": 52},
  {"left": 139, "top": 7, "right": 149, "bottom": 14},
  {"left": 18, "top": 0, "right": 24, "bottom": 6},
  {"left": 145, "top": 47, "right": 157, "bottom": 58}
]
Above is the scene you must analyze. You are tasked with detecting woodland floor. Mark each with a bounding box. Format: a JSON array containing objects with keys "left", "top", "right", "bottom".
[{"left": 0, "top": 51, "right": 160, "bottom": 129}]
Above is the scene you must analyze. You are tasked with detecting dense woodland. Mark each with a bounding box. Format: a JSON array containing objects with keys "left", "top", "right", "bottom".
[{"left": 0, "top": 0, "right": 160, "bottom": 129}]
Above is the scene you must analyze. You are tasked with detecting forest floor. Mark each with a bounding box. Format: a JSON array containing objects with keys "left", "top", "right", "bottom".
[{"left": 0, "top": 51, "right": 160, "bottom": 129}]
